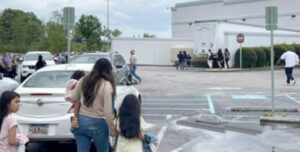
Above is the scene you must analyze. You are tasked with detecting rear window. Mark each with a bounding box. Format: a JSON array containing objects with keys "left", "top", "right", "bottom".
[
  {"left": 24, "top": 53, "right": 53, "bottom": 61},
  {"left": 69, "top": 54, "right": 110, "bottom": 64},
  {"left": 24, "top": 71, "right": 75, "bottom": 88}
]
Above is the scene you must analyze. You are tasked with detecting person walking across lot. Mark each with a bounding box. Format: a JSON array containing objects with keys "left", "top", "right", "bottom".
[
  {"left": 276, "top": 47, "right": 299, "bottom": 85},
  {"left": 224, "top": 48, "right": 230, "bottom": 69},
  {"left": 70, "top": 58, "right": 116, "bottom": 152},
  {"left": 207, "top": 49, "right": 213, "bottom": 69},
  {"left": 1, "top": 53, "right": 12, "bottom": 77},
  {"left": 217, "top": 48, "right": 224, "bottom": 70},
  {"left": 129, "top": 49, "right": 141, "bottom": 82}
]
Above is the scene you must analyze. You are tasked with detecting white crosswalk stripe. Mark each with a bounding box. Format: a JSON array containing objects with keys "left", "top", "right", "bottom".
[{"left": 141, "top": 95, "right": 210, "bottom": 120}]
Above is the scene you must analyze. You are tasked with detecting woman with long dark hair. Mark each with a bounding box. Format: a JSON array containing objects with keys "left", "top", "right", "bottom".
[
  {"left": 35, "top": 55, "right": 46, "bottom": 71},
  {"left": 70, "top": 58, "right": 116, "bottom": 152},
  {"left": 115, "top": 94, "right": 144, "bottom": 152}
]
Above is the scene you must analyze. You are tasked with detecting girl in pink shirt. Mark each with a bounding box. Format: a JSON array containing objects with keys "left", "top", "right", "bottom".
[
  {"left": 65, "top": 70, "right": 85, "bottom": 128},
  {"left": 0, "top": 91, "right": 28, "bottom": 152}
]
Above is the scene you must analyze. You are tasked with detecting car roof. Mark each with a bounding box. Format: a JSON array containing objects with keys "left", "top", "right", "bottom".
[
  {"left": 26, "top": 51, "right": 52, "bottom": 54},
  {"left": 37, "top": 64, "right": 94, "bottom": 72}
]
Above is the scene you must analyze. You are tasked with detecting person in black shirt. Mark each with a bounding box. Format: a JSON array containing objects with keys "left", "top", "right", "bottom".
[{"left": 35, "top": 55, "right": 46, "bottom": 71}]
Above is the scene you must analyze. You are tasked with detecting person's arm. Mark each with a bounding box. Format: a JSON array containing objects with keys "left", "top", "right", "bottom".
[
  {"left": 73, "top": 102, "right": 81, "bottom": 118},
  {"left": 8, "top": 125, "right": 19, "bottom": 146},
  {"left": 7, "top": 115, "right": 19, "bottom": 146},
  {"left": 102, "top": 81, "right": 115, "bottom": 136},
  {"left": 276, "top": 54, "right": 285, "bottom": 65}
]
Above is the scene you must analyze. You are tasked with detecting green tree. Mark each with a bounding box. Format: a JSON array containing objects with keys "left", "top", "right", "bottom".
[
  {"left": 143, "top": 32, "right": 155, "bottom": 38},
  {"left": 0, "top": 9, "right": 44, "bottom": 52},
  {"left": 76, "top": 15, "right": 103, "bottom": 50},
  {"left": 111, "top": 29, "right": 122, "bottom": 37},
  {"left": 43, "top": 11, "right": 67, "bottom": 54}
]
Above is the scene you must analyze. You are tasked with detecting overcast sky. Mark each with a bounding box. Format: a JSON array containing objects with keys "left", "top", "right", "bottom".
[{"left": 0, "top": 0, "right": 193, "bottom": 38}]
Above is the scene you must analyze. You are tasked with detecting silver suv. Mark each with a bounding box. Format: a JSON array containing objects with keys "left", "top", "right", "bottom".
[{"left": 69, "top": 52, "right": 130, "bottom": 84}]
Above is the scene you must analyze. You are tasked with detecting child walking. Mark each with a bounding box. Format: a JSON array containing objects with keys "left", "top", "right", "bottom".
[
  {"left": 65, "top": 70, "right": 85, "bottom": 128},
  {"left": 0, "top": 91, "right": 28, "bottom": 152}
]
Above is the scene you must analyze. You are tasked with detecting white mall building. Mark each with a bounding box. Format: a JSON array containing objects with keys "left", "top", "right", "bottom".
[{"left": 112, "top": 0, "right": 300, "bottom": 66}]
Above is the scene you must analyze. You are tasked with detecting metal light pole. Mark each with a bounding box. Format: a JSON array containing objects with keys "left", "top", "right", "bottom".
[
  {"left": 266, "top": 6, "right": 278, "bottom": 116},
  {"left": 107, "top": 0, "right": 110, "bottom": 51}
]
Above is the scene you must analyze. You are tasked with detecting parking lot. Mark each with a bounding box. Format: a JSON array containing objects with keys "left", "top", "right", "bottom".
[{"left": 23, "top": 65, "right": 300, "bottom": 151}]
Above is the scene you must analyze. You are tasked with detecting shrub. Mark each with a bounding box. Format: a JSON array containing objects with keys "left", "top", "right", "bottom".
[
  {"left": 254, "top": 47, "right": 267, "bottom": 67},
  {"left": 262, "top": 47, "right": 271, "bottom": 66},
  {"left": 234, "top": 47, "right": 257, "bottom": 68}
]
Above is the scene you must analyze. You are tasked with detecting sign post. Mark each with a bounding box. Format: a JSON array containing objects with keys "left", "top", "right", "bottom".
[
  {"left": 266, "top": 6, "right": 278, "bottom": 116},
  {"left": 236, "top": 33, "right": 245, "bottom": 69},
  {"left": 63, "top": 7, "right": 75, "bottom": 63}
]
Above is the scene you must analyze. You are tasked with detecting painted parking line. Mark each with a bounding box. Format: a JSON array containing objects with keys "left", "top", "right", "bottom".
[
  {"left": 285, "top": 95, "right": 300, "bottom": 104},
  {"left": 206, "top": 95, "right": 215, "bottom": 114},
  {"left": 142, "top": 103, "right": 208, "bottom": 106},
  {"left": 153, "top": 115, "right": 172, "bottom": 152},
  {"left": 231, "top": 95, "right": 267, "bottom": 100},
  {"left": 142, "top": 107, "right": 201, "bottom": 111}
]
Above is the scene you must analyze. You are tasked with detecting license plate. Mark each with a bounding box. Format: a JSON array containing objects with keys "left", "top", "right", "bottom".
[{"left": 29, "top": 124, "right": 48, "bottom": 135}]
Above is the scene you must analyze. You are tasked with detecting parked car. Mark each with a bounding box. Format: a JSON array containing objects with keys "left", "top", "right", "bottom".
[
  {"left": 20, "top": 51, "right": 55, "bottom": 82},
  {"left": 15, "top": 63, "right": 141, "bottom": 141},
  {"left": 69, "top": 52, "right": 130, "bottom": 84},
  {"left": 0, "top": 73, "right": 19, "bottom": 96}
]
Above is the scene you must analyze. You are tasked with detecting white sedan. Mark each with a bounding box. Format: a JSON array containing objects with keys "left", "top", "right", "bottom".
[
  {"left": 0, "top": 74, "right": 19, "bottom": 96},
  {"left": 15, "top": 64, "right": 141, "bottom": 141}
]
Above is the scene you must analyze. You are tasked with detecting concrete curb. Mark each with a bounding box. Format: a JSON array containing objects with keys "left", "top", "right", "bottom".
[
  {"left": 260, "top": 116, "right": 300, "bottom": 124},
  {"left": 231, "top": 107, "right": 299, "bottom": 112}
]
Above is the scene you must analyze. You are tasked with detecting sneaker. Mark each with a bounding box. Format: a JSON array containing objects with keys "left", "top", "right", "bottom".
[{"left": 292, "top": 79, "right": 297, "bottom": 85}]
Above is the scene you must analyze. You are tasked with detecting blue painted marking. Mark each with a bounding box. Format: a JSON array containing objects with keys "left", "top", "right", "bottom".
[
  {"left": 206, "top": 95, "right": 215, "bottom": 114},
  {"left": 232, "top": 95, "right": 267, "bottom": 100}
]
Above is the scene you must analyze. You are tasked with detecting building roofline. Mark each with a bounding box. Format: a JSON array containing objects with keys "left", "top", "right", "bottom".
[
  {"left": 175, "top": 0, "right": 272, "bottom": 8},
  {"left": 175, "top": 0, "right": 222, "bottom": 8}
]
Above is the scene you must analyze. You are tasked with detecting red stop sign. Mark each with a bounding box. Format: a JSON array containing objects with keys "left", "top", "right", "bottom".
[{"left": 236, "top": 33, "right": 245, "bottom": 43}]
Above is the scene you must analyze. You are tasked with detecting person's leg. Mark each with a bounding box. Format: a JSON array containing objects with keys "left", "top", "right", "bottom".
[
  {"left": 226, "top": 60, "right": 229, "bottom": 69},
  {"left": 285, "top": 68, "right": 291, "bottom": 84},
  {"left": 92, "top": 119, "right": 109, "bottom": 152},
  {"left": 132, "top": 64, "right": 141, "bottom": 81},
  {"left": 71, "top": 115, "right": 93, "bottom": 152}
]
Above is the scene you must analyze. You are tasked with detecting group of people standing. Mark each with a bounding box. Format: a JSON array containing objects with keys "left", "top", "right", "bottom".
[
  {"left": 0, "top": 53, "right": 18, "bottom": 79},
  {"left": 66, "top": 58, "right": 152, "bottom": 152},
  {"left": 207, "top": 48, "right": 230, "bottom": 70},
  {"left": 176, "top": 51, "right": 192, "bottom": 70}
]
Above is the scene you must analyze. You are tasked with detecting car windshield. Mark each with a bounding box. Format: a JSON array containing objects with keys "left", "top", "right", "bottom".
[
  {"left": 69, "top": 54, "right": 110, "bottom": 64},
  {"left": 24, "top": 53, "right": 53, "bottom": 61},
  {"left": 24, "top": 71, "right": 75, "bottom": 88}
]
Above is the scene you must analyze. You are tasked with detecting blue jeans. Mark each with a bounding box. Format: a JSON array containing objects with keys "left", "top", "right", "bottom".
[
  {"left": 71, "top": 114, "right": 109, "bottom": 152},
  {"left": 130, "top": 64, "right": 141, "bottom": 81}
]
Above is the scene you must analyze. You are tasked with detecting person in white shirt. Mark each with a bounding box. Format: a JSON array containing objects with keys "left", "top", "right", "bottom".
[{"left": 276, "top": 47, "right": 299, "bottom": 85}]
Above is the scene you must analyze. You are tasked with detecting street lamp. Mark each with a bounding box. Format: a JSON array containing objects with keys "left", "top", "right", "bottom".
[{"left": 107, "top": 0, "right": 110, "bottom": 51}]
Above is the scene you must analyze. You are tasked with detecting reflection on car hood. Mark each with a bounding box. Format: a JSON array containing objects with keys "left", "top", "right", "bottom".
[{"left": 0, "top": 77, "right": 19, "bottom": 95}]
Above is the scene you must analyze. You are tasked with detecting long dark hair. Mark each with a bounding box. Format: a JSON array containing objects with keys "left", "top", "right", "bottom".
[
  {"left": 0, "top": 91, "right": 20, "bottom": 129},
  {"left": 119, "top": 94, "right": 141, "bottom": 139},
  {"left": 81, "top": 58, "right": 116, "bottom": 107}
]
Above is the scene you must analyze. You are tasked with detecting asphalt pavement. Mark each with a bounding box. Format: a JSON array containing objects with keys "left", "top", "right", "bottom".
[{"left": 19, "top": 65, "right": 300, "bottom": 151}]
